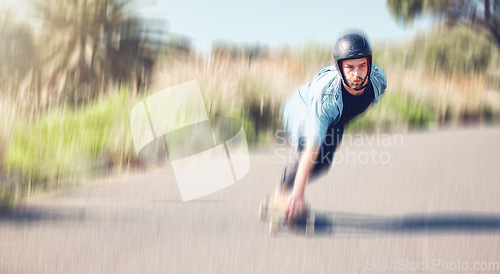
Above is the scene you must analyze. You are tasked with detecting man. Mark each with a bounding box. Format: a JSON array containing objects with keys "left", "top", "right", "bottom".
[{"left": 276, "top": 32, "right": 387, "bottom": 219}]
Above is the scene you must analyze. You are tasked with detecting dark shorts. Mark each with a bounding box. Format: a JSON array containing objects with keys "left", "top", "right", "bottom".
[{"left": 280, "top": 124, "right": 344, "bottom": 192}]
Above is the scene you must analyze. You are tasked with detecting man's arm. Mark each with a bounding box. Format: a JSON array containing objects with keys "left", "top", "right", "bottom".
[{"left": 285, "top": 140, "right": 320, "bottom": 219}]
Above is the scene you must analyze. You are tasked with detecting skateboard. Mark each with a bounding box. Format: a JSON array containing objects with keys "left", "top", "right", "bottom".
[{"left": 259, "top": 197, "right": 315, "bottom": 236}]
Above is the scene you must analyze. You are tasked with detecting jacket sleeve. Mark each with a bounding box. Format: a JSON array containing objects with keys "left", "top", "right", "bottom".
[
  {"left": 371, "top": 66, "right": 387, "bottom": 101},
  {"left": 304, "top": 70, "right": 340, "bottom": 147}
]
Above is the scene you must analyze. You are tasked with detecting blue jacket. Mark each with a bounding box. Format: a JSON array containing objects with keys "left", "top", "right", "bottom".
[{"left": 281, "top": 65, "right": 387, "bottom": 149}]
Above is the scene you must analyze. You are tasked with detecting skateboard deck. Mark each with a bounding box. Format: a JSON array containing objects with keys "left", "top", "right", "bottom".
[{"left": 259, "top": 197, "right": 315, "bottom": 236}]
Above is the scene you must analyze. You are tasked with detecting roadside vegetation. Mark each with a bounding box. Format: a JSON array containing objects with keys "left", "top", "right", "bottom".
[{"left": 1, "top": 0, "right": 500, "bottom": 208}]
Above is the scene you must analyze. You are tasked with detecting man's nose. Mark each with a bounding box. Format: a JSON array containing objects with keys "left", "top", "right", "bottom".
[{"left": 352, "top": 67, "right": 360, "bottom": 77}]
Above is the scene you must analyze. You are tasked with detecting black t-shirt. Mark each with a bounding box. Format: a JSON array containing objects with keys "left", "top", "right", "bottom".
[{"left": 337, "top": 82, "right": 375, "bottom": 125}]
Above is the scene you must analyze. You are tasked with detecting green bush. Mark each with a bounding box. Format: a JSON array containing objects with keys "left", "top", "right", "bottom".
[
  {"left": 5, "top": 90, "right": 132, "bottom": 193},
  {"left": 389, "top": 92, "right": 435, "bottom": 128},
  {"left": 209, "top": 75, "right": 280, "bottom": 147},
  {"left": 425, "top": 26, "right": 493, "bottom": 75},
  {"left": 347, "top": 90, "right": 436, "bottom": 132}
]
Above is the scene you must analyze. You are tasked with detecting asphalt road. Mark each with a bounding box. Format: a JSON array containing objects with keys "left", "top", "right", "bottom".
[{"left": 1, "top": 127, "right": 500, "bottom": 273}]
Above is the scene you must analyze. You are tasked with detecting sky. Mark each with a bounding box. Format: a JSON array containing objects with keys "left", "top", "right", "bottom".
[
  {"left": 138, "top": 0, "right": 431, "bottom": 52},
  {"left": 1, "top": 0, "right": 431, "bottom": 53}
]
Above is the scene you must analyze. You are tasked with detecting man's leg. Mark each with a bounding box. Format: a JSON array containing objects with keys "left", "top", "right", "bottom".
[
  {"left": 310, "top": 125, "right": 344, "bottom": 180},
  {"left": 278, "top": 124, "right": 344, "bottom": 193}
]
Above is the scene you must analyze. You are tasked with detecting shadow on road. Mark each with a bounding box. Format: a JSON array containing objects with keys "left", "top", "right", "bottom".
[
  {"left": 293, "top": 211, "right": 500, "bottom": 238},
  {"left": 0, "top": 207, "right": 85, "bottom": 225}
]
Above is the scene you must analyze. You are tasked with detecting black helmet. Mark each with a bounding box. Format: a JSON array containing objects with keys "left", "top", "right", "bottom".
[{"left": 333, "top": 33, "right": 372, "bottom": 87}]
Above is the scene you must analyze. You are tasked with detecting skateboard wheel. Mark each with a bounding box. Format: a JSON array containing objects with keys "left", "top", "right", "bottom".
[
  {"left": 259, "top": 201, "right": 268, "bottom": 221},
  {"left": 303, "top": 203, "right": 310, "bottom": 213},
  {"left": 269, "top": 219, "right": 279, "bottom": 236},
  {"left": 305, "top": 213, "right": 315, "bottom": 236}
]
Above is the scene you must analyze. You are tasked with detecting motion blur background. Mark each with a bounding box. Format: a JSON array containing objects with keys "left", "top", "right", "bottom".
[{"left": 1, "top": 0, "right": 499, "bottom": 207}]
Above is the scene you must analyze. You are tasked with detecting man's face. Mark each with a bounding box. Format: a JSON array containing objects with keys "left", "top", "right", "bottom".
[{"left": 342, "top": 57, "right": 369, "bottom": 91}]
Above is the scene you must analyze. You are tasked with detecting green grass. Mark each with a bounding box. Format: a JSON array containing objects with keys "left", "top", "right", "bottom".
[
  {"left": 4, "top": 90, "right": 133, "bottom": 196},
  {"left": 346, "top": 89, "right": 437, "bottom": 133}
]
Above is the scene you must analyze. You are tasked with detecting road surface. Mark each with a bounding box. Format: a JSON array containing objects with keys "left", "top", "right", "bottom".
[{"left": 1, "top": 127, "right": 500, "bottom": 273}]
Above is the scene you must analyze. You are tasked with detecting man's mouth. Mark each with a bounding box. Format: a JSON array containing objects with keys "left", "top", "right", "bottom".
[{"left": 352, "top": 77, "right": 364, "bottom": 85}]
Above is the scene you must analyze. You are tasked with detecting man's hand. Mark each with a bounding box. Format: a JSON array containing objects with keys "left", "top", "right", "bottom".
[
  {"left": 285, "top": 189, "right": 305, "bottom": 220},
  {"left": 285, "top": 141, "right": 319, "bottom": 220}
]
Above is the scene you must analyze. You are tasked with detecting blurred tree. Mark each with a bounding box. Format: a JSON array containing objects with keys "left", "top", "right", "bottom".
[
  {"left": 35, "top": 0, "right": 174, "bottom": 104},
  {"left": 32, "top": 0, "right": 165, "bottom": 104},
  {"left": 106, "top": 15, "right": 173, "bottom": 97},
  {"left": 34, "top": 0, "right": 128, "bottom": 103},
  {"left": 0, "top": 8, "right": 36, "bottom": 88},
  {"left": 211, "top": 41, "right": 268, "bottom": 64},
  {"left": 387, "top": 0, "right": 500, "bottom": 47}
]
